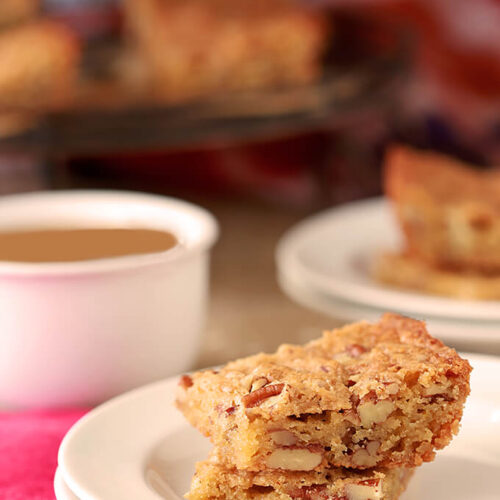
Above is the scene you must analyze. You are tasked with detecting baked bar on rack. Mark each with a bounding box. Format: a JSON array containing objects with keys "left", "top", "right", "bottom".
[
  {"left": 385, "top": 145, "right": 500, "bottom": 273},
  {"left": 0, "top": 20, "right": 80, "bottom": 110},
  {"left": 0, "top": 0, "right": 39, "bottom": 26},
  {"left": 374, "top": 252, "right": 500, "bottom": 300},
  {"left": 123, "top": 0, "right": 329, "bottom": 101},
  {"left": 186, "top": 451, "right": 414, "bottom": 500},
  {"left": 177, "top": 313, "right": 471, "bottom": 472}
]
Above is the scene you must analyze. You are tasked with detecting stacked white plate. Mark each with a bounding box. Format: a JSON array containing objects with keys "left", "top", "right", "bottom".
[
  {"left": 56, "top": 355, "right": 500, "bottom": 500},
  {"left": 276, "top": 198, "right": 500, "bottom": 352}
]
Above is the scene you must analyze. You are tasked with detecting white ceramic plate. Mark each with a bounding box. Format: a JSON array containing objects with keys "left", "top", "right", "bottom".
[
  {"left": 278, "top": 269, "right": 500, "bottom": 349},
  {"left": 54, "top": 468, "right": 79, "bottom": 500},
  {"left": 276, "top": 198, "right": 500, "bottom": 323},
  {"left": 57, "top": 354, "right": 500, "bottom": 500}
]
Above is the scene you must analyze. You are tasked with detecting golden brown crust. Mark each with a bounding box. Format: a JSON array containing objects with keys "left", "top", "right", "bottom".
[
  {"left": 177, "top": 314, "right": 471, "bottom": 471},
  {"left": 123, "top": 0, "right": 329, "bottom": 101},
  {"left": 374, "top": 252, "right": 500, "bottom": 300},
  {"left": 0, "top": 20, "right": 80, "bottom": 111},
  {"left": 384, "top": 145, "right": 500, "bottom": 272}
]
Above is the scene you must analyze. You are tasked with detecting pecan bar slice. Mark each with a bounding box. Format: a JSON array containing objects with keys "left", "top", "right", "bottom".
[
  {"left": 177, "top": 313, "right": 471, "bottom": 471},
  {"left": 385, "top": 145, "right": 500, "bottom": 273},
  {"left": 186, "top": 452, "right": 414, "bottom": 500},
  {"left": 123, "top": 0, "right": 329, "bottom": 101},
  {"left": 0, "top": 20, "right": 80, "bottom": 110}
]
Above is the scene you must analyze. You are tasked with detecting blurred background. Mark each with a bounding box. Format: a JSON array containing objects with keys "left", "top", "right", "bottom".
[{"left": 1, "top": 0, "right": 500, "bottom": 366}]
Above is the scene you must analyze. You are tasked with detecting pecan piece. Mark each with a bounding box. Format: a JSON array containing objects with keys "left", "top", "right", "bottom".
[
  {"left": 345, "top": 479, "right": 382, "bottom": 500},
  {"left": 423, "top": 383, "right": 451, "bottom": 397},
  {"left": 384, "top": 382, "right": 399, "bottom": 395},
  {"left": 351, "top": 448, "right": 377, "bottom": 467},
  {"left": 270, "top": 430, "right": 298, "bottom": 446},
  {"left": 345, "top": 344, "right": 367, "bottom": 358},
  {"left": 250, "top": 377, "right": 269, "bottom": 392},
  {"left": 179, "top": 375, "right": 193, "bottom": 389},
  {"left": 266, "top": 447, "right": 323, "bottom": 471},
  {"left": 366, "top": 440, "right": 381, "bottom": 456},
  {"left": 242, "top": 383, "right": 284, "bottom": 408},
  {"left": 357, "top": 400, "right": 395, "bottom": 428}
]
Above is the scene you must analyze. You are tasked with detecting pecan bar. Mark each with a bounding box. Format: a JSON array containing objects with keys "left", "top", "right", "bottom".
[
  {"left": 0, "top": 20, "right": 80, "bottom": 110},
  {"left": 123, "top": 0, "right": 329, "bottom": 101},
  {"left": 177, "top": 314, "right": 471, "bottom": 471},
  {"left": 186, "top": 452, "right": 414, "bottom": 500},
  {"left": 374, "top": 252, "right": 500, "bottom": 300},
  {"left": 385, "top": 145, "right": 500, "bottom": 273}
]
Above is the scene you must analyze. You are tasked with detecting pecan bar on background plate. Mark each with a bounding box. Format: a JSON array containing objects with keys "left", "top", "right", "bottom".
[
  {"left": 177, "top": 314, "right": 471, "bottom": 472},
  {"left": 384, "top": 145, "right": 500, "bottom": 274}
]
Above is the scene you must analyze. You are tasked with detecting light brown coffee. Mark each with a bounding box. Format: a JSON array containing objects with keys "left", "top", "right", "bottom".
[{"left": 0, "top": 228, "right": 178, "bottom": 263}]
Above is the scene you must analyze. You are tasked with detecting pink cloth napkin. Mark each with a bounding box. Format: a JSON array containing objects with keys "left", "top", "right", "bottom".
[{"left": 0, "top": 409, "right": 88, "bottom": 500}]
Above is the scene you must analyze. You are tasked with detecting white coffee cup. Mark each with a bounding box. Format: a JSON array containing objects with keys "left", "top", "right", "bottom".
[{"left": 0, "top": 190, "right": 218, "bottom": 408}]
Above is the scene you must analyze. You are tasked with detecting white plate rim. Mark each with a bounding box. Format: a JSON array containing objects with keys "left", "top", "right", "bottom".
[
  {"left": 55, "top": 467, "right": 79, "bottom": 500},
  {"left": 277, "top": 269, "right": 500, "bottom": 344},
  {"left": 58, "top": 377, "right": 176, "bottom": 500},
  {"left": 276, "top": 198, "right": 500, "bottom": 322}
]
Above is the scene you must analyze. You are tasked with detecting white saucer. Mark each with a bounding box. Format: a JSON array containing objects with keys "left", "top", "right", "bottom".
[
  {"left": 278, "top": 269, "right": 500, "bottom": 349},
  {"left": 57, "top": 355, "right": 500, "bottom": 500},
  {"left": 276, "top": 198, "right": 500, "bottom": 323}
]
